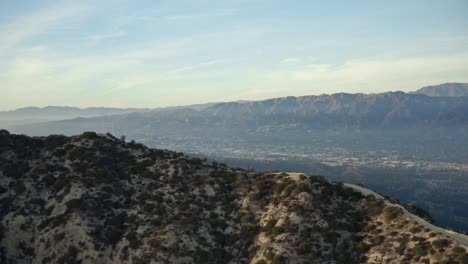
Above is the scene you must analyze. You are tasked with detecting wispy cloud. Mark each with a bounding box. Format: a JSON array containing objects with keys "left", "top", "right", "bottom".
[
  {"left": 85, "top": 31, "right": 126, "bottom": 41},
  {"left": 0, "top": 3, "right": 89, "bottom": 55},
  {"left": 164, "top": 9, "right": 237, "bottom": 21},
  {"left": 1, "top": 1, "right": 467, "bottom": 110},
  {"left": 292, "top": 53, "right": 468, "bottom": 87},
  {"left": 233, "top": 52, "right": 468, "bottom": 101},
  {"left": 281, "top": 57, "right": 302, "bottom": 65},
  {"left": 0, "top": 26, "right": 265, "bottom": 109}
]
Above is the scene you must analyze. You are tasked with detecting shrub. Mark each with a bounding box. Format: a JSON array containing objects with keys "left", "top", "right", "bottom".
[
  {"left": 241, "top": 224, "right": 260, "bottom": 237},
  {"left": 382, "top": 206, "right": 402, "bottom": 221},
  {"left": 45, "top": 134, "right": 68, "bottom": 149},
  {"left": 65, "top": 198, "right": 84, "bottom": 212},
  {"left": 272, "top": 254, "right": 285, "bottom": 264},
  {"left": 263, "top": 219, "right": 277, "bottom": 233},
  {"left": 367, "top": 199, "right": 385, "bottom": 216},
  {"left": 369, "top": 235, "right": 384, "bottom": 246},
  {"left": 57, "top": 245, "right": 79, "bottom": 264},
  {"left": 270, "top": 226, "right": 285, "bottom": 237},
  {"left": 273, "top": 181, "right": 290, "bottom": 196},
  {"left": 355, "top": 242, "right": 370, "bottom": 253},
  {"left": 431, "top": 239, "right": 449, "bottom": 249},
  {"left": 126, "top": 231, "right": 141, "bottom": 249},
  {"left": 54, "top": 232, "right": 66, "bottom": 242},
  {"left": 452, "top": 246, "right": 466, "bottom": 255},
  {"left": 13, "top": 182, "right": 26, "bottom": 195},
  {"left": 148, "top": 238, "right": 161, "bottom": 248},
  {"left": 409, "top": 226, "right": 422, "bottom": 233},
  {"left": 411, "top": 244, "right": 427, "bottom": 257},
  {"left": 456, "top": 253, "right": 468, "bottom": 264},
  {"left": 298, "top": 241, "right": 312, "bottom": 254},
  {"left": 80, "top": 131, "right": 98, "bottom": 139}
]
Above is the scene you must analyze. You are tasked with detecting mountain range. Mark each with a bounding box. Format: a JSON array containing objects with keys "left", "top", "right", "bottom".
[
  {"left": 0, "top": 102, "right": 220, "bottom": 127},
  {"left": 414, "top": 83, "right": 468, "bottom": 97},
  {"left": 3, "top": 83, "right": 468, "bottom": 132},
  {"left": 9, "top": 91, "right": 468, "bottom": 137}
]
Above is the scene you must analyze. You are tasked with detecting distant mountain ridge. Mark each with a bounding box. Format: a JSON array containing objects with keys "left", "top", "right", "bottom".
[
  {"left": 4, "top": 83, "right": 468, "bottom": 129},
  {"left": 0, "top": 102, "right": 218, "bottom": 127},
  {"left": 414, "top": 83, "right": 468, "bottom": 97},
  {"left": 12, "top": 91, "right": 468, "bottom": 137},
  {"left": 1, "top": 106, "right": 148, "bottom": 119},
  {"left": 0, "top": 106, "right": 149, "bottom": 127},
  {"left": 203, "top": 91, "right": 468, "bottom": 128}
]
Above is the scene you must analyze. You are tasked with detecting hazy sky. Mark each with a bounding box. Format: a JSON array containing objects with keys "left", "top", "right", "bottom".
[{"left": 1, "top": 0, "right": 468, "bottom": 110}]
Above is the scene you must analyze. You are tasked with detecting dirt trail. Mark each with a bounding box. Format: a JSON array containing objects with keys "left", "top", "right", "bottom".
[{"left": 343, "top": 183, "right": 468, "bottom": 247}]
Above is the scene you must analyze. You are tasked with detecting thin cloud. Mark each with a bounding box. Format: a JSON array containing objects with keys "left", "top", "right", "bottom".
[
  {"left": 164, "top": 9, "right": 237, "bottom": 21},
  {"left": 245, "top": 52, "right": 468, "bottom": 99},
  {"left": 85, "top": 31, "right": 127, "bottom": 41},
  {"left": 0, "top": 3, "right": 89, "bottom": 55},
  {"left": 281, "top": 57, "right": 302, "bottom": 65}
]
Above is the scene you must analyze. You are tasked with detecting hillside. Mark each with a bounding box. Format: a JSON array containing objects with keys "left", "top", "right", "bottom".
[
  {"left": 0, "top": 130, "right": 467, "bottom": 263},
  {"left": 414, "top": 83, "right": 468, "bottom": 97}
]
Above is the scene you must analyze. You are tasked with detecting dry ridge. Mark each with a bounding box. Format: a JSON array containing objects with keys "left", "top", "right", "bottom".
[{"left": 0, "top": 130, "right": 466, "bottom": 264}]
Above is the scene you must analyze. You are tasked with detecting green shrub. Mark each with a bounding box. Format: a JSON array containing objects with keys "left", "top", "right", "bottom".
[
  {"left": 57, "top": 245, "right": 79, "bottom": 264},
  {"left": 242, "top": 224, "right": 260, "bottom": 237},
  {"left": 263, "top": 219, "right": 277, "bottom": 233},
  {"left": 54, "top": 232, "right": 66, "bottom": 242},
  {"left": 452, "top": 246, "right": 466, "bottom": 255},
  {"left": 409, "top": 226, "right": 422, "bottom": 233},
  {"left": 80, "top": 131, "right": 98, "bottom": 139},
  {"left": 272, "top": 254, "right": 285, "bottom": 264},
  {"left": 367, "top": 199, "right": 385, "bottom": 216},
  {"left": 369, "top": 235, "right": 384, "bottom": 246},
  {"left": 270, "top": 226, "right": 285, "bottom": 237},
  {"left": 126, "top": 231, "right": 141, "bottom": 249},
  {"left": 273, "top": 181, "right": 290, "bottom": 196},
  {"left": 411, "top": 244, "right": 427, "bottom": 257},
  {"left": 148, "top": 238, "right": 161, "bottom": 248},
  {"left": 431, "top": 239, "right": 449, "bottom": 249},
  {"left": 298, "top": 241, "right": 312, "bottom": 254},
  {"left": 456, "top": 253, "right": 468, "bottom": 264},
  {"left": 14, "top": 182, "right": 26, "bottom": 195},
  {"left": 65, "top": 198, "right": 84, "bottom": 212},
  {"left": 45, "top": 134, "right": 68, "bottom": 148},
  {"left": 382, "top": 206, "right": 402, "bottom": 221},
  {"left": 355, "top": 242, "right": 370, "bottom": 253}
]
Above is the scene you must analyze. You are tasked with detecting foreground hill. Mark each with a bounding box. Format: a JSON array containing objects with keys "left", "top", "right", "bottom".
[
  {"left": 0, "top": 131, "right": 467, "bottom": 263},
  {"left": 414, "top": 83, "right": 468, "bottom": 97}
]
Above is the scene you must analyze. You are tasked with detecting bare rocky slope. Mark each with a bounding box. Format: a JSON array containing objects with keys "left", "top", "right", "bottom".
[{"left": 0, "top": 130, "right": 467, "bottom": 264}]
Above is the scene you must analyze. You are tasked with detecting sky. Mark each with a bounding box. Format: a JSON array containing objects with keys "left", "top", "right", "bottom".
[{"left": 1, "top": 0, "right": 468, "bottom": 110}]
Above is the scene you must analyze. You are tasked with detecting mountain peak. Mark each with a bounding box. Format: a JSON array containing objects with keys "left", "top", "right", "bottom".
[{"left": 414, "top": 83, "right": 468, "bottom": 97}]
